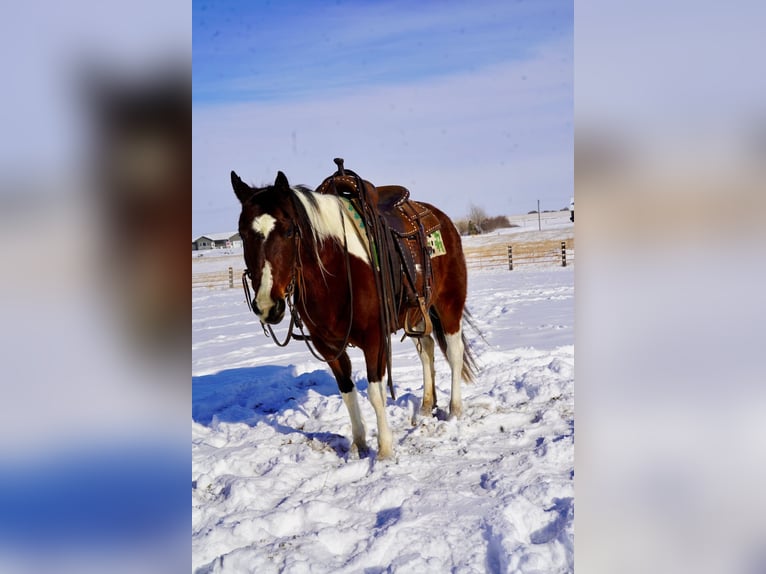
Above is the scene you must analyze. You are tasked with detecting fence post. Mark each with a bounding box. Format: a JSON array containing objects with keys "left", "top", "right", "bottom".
[
  {"left": 508, "top": 245, "right": 513, "bottom": 270},
  {"left": 561, "top": 241, "right": 567, "bottom": 267},
  {"left": 228, "top": 267, "right": 234, "bottom": 288}
]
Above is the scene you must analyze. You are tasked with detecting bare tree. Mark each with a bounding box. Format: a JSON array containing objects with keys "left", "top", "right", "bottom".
[
  {"left": 467, "top": 204, "right": 489, "bottom": 234},
  {"left": 468, "top": 204, "right": 489, "bottom": 226}
]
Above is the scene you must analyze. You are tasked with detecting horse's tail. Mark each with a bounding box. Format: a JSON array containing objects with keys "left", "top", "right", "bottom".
[{"left": 429, "top": 307, "right": 480, "bottom": 383}]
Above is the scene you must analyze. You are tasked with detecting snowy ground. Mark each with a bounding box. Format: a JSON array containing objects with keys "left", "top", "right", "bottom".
[{"left": 192, "top": 229, "right": 574, "bottom": 573}]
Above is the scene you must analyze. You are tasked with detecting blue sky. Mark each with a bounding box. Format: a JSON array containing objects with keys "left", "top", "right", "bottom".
[{"left": 193, "top": 0, "right": 572, "bottom": 236}]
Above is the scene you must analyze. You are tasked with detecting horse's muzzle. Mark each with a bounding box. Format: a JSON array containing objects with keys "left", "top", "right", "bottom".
[{"left": 253, "top": 299, "right": 285, "bottom": 325}]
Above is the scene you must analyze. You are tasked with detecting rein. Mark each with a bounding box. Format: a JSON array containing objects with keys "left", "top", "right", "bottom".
[{"left": 242, "top": 269, "right": 296, "bottom": 347}]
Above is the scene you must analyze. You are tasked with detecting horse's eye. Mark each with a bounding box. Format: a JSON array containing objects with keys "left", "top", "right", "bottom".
[{"left": 285, "top": 225, "right": 294, "bottom": 238}]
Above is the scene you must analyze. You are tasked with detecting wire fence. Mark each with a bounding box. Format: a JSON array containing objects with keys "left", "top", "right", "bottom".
[{"left": 465, "top": 239, "right": 575, "bottom": 272}]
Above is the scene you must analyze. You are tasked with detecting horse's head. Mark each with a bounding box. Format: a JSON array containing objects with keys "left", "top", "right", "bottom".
[{"left": 231, "top": 170, "right": 299, "bottom": 325}]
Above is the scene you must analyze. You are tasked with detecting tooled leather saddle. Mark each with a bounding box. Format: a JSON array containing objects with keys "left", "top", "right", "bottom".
[{"left": 315, "top": 158, "right": 441, "bottom": 338}]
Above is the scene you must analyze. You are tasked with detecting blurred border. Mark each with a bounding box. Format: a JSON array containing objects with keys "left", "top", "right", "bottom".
[
  {"left": 0, "top": 0, "right": 190, "bottom": 571},
  {"left": 576, "top": 1, "right": 766, "bottom": 573}
]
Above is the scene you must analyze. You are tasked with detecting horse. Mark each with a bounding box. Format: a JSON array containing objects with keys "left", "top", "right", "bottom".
[{"left": 231, "top": 169, "right": 476, "bottom": 458}]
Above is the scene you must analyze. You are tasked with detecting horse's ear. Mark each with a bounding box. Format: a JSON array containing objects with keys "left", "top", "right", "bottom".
[
  {"left": 231, "top": 170, "right": 251, "bottom": 203},
  {"left": 275, "top": 171, "right": 290, "bottom": 191}
]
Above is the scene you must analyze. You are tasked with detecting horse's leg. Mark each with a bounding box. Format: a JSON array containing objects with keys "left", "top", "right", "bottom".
[
  {"left": 413, "top": 332, "right": 437, "bottom": 415},
  {"left": 327, "top": 351, "right": 368, "bottom": 454},
  {"left": 429, "top": 305, "right": 466, "bottom": 419},
  {"left": 444, "top": 327, "right": 464, "bottom": 418},
  {"left": 363, "top": 347, "right": 393, "bottom": 459},
  {"left": 368, "top": 380, "right": 393, "bottom": 458}
]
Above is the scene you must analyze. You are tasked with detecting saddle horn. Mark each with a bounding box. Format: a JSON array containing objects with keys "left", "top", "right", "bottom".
[{"left": 333, "top": 157, "right": 345, "bottom": 175}]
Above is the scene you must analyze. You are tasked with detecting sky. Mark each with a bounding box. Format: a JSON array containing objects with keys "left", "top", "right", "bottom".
[{"left": 193, "top": 0, "right": 572, "bottom": 237}]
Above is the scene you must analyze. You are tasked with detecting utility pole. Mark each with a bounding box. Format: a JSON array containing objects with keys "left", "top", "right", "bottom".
[{"left": 537, "top": 199, "right": 541, "bottom": 231}]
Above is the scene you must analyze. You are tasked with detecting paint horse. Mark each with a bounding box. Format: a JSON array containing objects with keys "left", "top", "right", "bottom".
[{"left": 231, "top": 168, "right": 475, "bottom": 458}]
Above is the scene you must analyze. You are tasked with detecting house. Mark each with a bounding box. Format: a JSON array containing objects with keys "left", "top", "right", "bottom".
[
  {"left": 192, "top": 232, "right": 242, "bottom": 251},
  {"left": 192, "top": 235, "right": 214, "bottom": 250},
  {"left": 228, "top": 233, "right": 242, "bottom": 248}
]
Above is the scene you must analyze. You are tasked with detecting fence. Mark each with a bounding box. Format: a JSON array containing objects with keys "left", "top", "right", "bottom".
[
  {"left": 193, "top": 240, "right": 575, "bottom": 288},
  {"left": 192, "top": 267, "right": 237, "bottom": 289},
  {"left": 507, "top": 239, "right": 574, "bottom": 270},
  {"left": 465, "top": 239, "right": 575, "bottom": 272}
]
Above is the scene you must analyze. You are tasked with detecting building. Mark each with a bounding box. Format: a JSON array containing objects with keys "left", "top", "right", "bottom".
[
  {"left": 192, "top": 232, "right": 242, "bottom": 251},
  {"left": 192, "top": 235, "right": 214, "bottom": 250}
]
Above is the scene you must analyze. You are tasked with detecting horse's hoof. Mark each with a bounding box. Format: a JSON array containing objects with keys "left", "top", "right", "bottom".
[
  {"left": 351, "top": 436, "right": 369, "bottom": 456},
  {"left": 420, "top": 404, "right": 435, "bottom": 417},
  {"left": 376, "top": 445, "right": 394, "bottom": 460},
  {"left": 449, "top": 405, "right": 463, "bottom": 419},
  {"left": 356, "top": 445, "right": 371, "bottom": 458}
]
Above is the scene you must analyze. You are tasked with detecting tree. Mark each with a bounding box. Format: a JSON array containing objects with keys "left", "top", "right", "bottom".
[{"left": 468, "top": 204, "right": 489, "bottom": 227}]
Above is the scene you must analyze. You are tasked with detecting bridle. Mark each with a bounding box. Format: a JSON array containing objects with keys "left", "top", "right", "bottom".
[
  {"left": 242, "top": 267, "right": 297, "bottom": 346},
  {"left": 242, "top": 224, "right": 303, "bottom": 348},
  {"left": 241, "top": 200, "right": 356, "bottom": 363}
]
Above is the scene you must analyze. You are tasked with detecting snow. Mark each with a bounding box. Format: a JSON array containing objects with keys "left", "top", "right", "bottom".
[{"left": 192, "top": 229, "right": 574, "bottom": 573}]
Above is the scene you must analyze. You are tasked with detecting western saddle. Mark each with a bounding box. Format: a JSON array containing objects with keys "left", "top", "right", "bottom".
[{"left": 315, "top": 158, "right": 442, "bottom": 340}]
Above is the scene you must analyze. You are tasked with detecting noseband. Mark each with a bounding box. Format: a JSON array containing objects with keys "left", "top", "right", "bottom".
[{"left": 242, "top": 268, "right": 295, "bottom": 317}]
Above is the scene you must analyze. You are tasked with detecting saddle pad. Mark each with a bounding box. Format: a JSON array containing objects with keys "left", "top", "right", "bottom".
[{"left": 339, "top": 197, "right": 373, "bottom": 261}]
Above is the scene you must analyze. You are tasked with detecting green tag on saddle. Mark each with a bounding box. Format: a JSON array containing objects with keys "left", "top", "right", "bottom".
[{"left": 428, "top": 230, "right": 446, "bottom": 257}]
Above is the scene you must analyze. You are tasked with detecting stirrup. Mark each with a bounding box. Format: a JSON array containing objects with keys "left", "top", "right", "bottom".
[{"left": 404, "top": 296, "right": 432, "bottom": 337}]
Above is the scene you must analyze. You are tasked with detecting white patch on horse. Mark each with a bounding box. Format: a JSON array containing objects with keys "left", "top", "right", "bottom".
[
  {"left": 367, "top": 381, "right": 393, "bottom": 458},
  {"left": 341, "top": 388, "right": 367, "bottom": 452},
  {"left": 255, "top": 260, "right": 275, "bottom": 319},
  {"left": 251, "top": 213, "right": 276, "bottom": 238},
  {"left": 414, "top": 332, "right": 436, "bottom": 414},
  {"left": 293, "top": 190, "right": 370, "bottom": 264},
  {"left": 444, "top": 329, "right": 465, "bottom": 418}
]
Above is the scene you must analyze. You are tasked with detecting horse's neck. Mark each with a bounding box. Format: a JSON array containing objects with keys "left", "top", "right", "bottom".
[{"left": 298, "top": 239, "right": 344, "bottom": 290}]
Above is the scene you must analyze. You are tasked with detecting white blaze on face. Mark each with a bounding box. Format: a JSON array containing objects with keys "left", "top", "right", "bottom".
[
  {"left": 251, "top": 213, "right": 278, "bottom": 320},
  {"left": 255, "top": 260, "right": 275, "bottom": 319}
]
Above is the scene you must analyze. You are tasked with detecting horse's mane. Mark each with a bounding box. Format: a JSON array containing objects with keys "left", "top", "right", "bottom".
[{"left": 287, "top": 185, "right": 370, "bottom": 269}]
